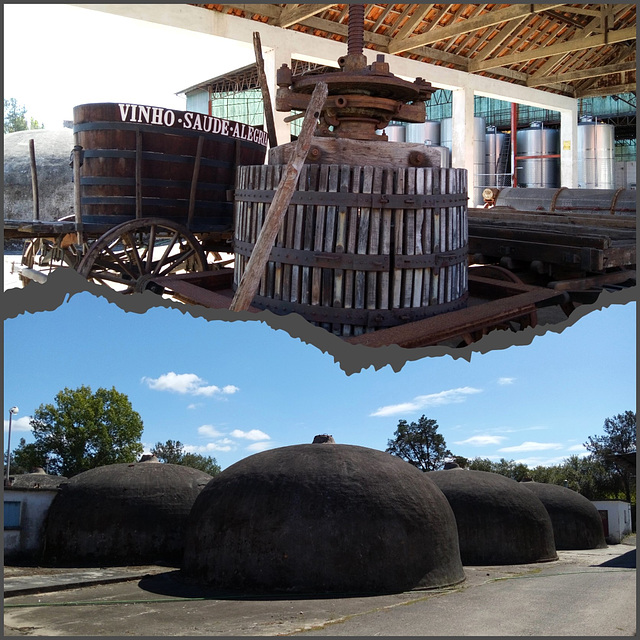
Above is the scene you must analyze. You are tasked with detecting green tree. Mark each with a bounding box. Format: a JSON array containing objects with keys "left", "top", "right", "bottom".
[
  {"left": 29, "top": 116, "right": 45, "bottom": 130},
  {"left": 467, "top": 456, "right": 530, "bottom": 481},
  {"left": 151, "top": 439, "right": 221, "bottom": 476},
  {"left": 12, "top": 386, "right": 144, "bottom": 477},
  {"left": 4, "top": 98, "right": 28, "bottom": 133},
  {"left": 386, "top": 415, "right": 452, "bottom": 471},
  {"left": 585, "top": 411, "right": 636, "bottom": 503}
]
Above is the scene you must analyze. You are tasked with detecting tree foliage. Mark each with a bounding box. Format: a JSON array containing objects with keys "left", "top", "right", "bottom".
[
  {"left": 151, "top": 439, "right": 221, "bottom": 476},
  {"left": 13, "top": 386, "right": 144, "bottom": 477},
  {"left": 585, "top": 411, "right": 636, "bottom": 503},
  {"left": 386, "top": 416, "right": 452, "bottom": 471},
  {"left": 4, "top": 98, "right": 45, "bottom": 133},
  {"left": 5, "top": 98, "right": 28, "bottom": 133}
]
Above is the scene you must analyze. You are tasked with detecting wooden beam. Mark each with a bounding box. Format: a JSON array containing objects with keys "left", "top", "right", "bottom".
[
  {"left": 469, "top": 26, "right": 637, "bottom": 72},
  {"left": 409, "top": 44, "right": 470, "bottom": 70},
  {"left": 277, "top": 4, "right": 336, "bottom": 29},
  {"left": 229, "top": 82, "right": 328, "bottom": 313},
  {"left": 223, "top": 4, "right": 281, "bottom": 20},
  {"left": 388, "top": 4, "right": 566, "bottom": 54},
  {"left": 576, "top": 82, "right": 637, "bottom": 99},
  {"left": 393, "top": 4, "right": 434, "bottom": 41},
  {"left": 473, "top": 16, "right": 529, "bottom": 62},
  {"left": 528, "top": 61, "right": 637, "bottom": 87},
  {"left": 528, "top": 15, "right": 601, "bottom": 79}
]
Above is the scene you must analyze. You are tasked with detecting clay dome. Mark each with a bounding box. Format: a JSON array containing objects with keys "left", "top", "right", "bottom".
[
  {"left": 43, "top": 460, "right": 212, "bottom": 566},
  {"left": 182, "top": 441, "right": 465, "bottom": 594},
  {"left": 428, "top": 467, "right": 557, "bottom": 565},
  {"left": 520, "top": 480, "right": 607, "bottom": 549},
  {"left": 10, "top": 469, "right": 67, "bottom": 489}
]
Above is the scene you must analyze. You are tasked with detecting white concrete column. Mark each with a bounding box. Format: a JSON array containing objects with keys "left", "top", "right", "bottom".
[
  {"left": 559, "top": 108, "right": 578, "bottom": 188},
  {"left": 262, "top": 43, "right": 293, "bottom": 147},
  {"left": 450, "top": 86, "right": 476, "bottom": 202}
]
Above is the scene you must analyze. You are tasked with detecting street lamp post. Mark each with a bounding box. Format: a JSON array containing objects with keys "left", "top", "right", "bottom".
[{"left": 5, "top": 406, "right": 19, "bottom": 486}]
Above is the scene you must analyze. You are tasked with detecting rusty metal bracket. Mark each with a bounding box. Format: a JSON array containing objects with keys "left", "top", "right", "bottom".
[{"left": 235, "top": 189, "right": 468, "bottom": 210}]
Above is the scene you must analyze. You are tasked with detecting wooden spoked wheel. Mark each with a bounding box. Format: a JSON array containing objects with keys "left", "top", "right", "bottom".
[{"left": 77, "top": 218, "right": 208, "bottom": 294}]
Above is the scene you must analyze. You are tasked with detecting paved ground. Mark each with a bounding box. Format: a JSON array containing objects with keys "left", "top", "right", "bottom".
[{"left": 4, "top": 538, "right": 635, "bottom": 637}]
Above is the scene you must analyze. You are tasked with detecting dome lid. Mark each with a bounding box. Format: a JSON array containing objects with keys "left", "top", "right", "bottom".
[
  {"left": 429, "top": 468, "right": 557, "bottom": 565},
  {"left": 183, "top": 442, "right": 465, "bottom": 594},
  {"left": 44, "top": 462, "right": 212, "bottom": 566},
  {"left": 520, "top": 481, "right": 607, "bottom": 549},
  {"left": 10, "top": 471, "right": 67, "bottom": 489}
]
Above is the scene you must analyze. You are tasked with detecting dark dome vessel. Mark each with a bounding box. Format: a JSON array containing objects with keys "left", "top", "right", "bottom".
[
  {"left": 428, "top": 466, "right": 557, "bottom": 565},
  {"left": 43, "top": 458, "right": 212, "bottom": 566},
  {"left": 520, "top": 480, "right": 607, "bottom": 549},
  {"left": 182, "top": 439, "right": 465, "bottom": 594}
]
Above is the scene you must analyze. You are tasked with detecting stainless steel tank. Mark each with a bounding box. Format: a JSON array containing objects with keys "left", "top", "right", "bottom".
[
  {"left": 485, "top": 126, "right": 511, "bottom": 188},
  {"left": 577, "top": 117, "right": 615, "bottom": 189},
  {"left": 405, "top": 120, "right": 441, "bottom": 145},
  {"left": 516, "top": 122, "right": 560, "bottom": 188},
  {"left": 384, "top": 124, "right": 406, "bottom": 142},
  {"left": 441, "top": 116, "right": 486, "bottom": 205}
]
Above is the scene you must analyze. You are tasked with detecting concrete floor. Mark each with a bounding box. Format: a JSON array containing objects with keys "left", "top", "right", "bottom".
[{"left": 4, "top": 539, "right": 635, "bottom": 637}]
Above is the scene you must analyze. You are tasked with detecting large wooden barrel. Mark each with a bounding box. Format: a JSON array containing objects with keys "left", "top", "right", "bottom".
[
  {"left": 73, "top": 103, "right": 268, "bottom": 230},
  {"left": 234, "top": 163, "right": 468, "bottom": 336}
]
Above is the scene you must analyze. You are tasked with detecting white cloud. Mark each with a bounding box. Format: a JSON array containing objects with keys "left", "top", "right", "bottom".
[
  {"left": 4, "top": 415, "right": 32, "bottom": 432},
  {"left": 568, "top": 444, "right": 587, "bottom": 452},
  {"left": 198, "top": 425, "right": 224, "bottom": 438},
  {"left": 498, "top": 441, "right": 563, "bottom": 453},
  {"left": 141, "top": 372, "right": 238, "bottom": 397},
  {"left": 230, "top": 429, "right": 270, "bottom": 441},
  {"left": 246, "top": 441, "right": 274, "bottom": 453},
  {"left": 370, "top": 387, "right": 482, "bottom": 417},
  {"left": 498, "top": 377, "right": 515, "bottom": 385},
  {"left": 454, "top": 435, "right": 506, "bottom": 446},
  {"left": 185, "top": 439, "right": 235, "bottom": 453}
]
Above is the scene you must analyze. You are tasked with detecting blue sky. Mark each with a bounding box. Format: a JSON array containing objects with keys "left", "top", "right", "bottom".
[{"left": 4, "top": 292, "right": 636, "bottom": 471}]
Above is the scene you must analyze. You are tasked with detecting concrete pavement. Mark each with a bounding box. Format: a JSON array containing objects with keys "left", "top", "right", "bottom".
[{"left": 4, "top": 541, "right": 635, "bottom": 636}]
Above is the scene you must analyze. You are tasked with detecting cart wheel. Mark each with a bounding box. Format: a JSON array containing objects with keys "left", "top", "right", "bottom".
[
  {"left": 77, "top": 218, "right": 208, "bottom": 294},
  {"left": 20, "top": 235, "right": 82, "bottom": 287}
]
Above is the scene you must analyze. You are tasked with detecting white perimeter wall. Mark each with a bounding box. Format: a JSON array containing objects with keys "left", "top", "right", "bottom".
[{"left": 73, "top": 3, "right": 581, "bottom": 190}]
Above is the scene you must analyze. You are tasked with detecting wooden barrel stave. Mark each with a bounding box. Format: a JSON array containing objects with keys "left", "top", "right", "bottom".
[{"left": 234, "top": 165, "right": 468, "bottom": 335}]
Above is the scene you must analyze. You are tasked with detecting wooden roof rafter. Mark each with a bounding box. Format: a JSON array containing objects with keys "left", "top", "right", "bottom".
[{"left": 193, "top": 4, "right": 636, "bottom": 98}]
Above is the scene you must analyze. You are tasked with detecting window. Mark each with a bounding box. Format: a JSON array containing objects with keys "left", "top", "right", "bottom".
[{"left": 4, "top": 500, "right": 22, "bottom": 529}]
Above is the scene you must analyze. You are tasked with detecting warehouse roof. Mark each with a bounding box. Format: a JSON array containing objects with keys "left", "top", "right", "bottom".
[{"left": 191, "top": 3, "right": 636, "bottom": 98}]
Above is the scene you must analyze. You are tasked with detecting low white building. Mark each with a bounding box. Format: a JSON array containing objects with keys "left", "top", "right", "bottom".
[
  {"left": 4, "top": 470, "right": 66, "bottom": 563},
  {"left": 591, "top": 500, "right": 633, "bottom": 544}
]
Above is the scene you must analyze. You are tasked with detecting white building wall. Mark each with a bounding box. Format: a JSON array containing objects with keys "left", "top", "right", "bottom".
[
  {"left": 591, "top": 500, "right": 633, "bottom": 544},
  {"left": 4, "top": 489, "right": 58, "bottom": 561}
]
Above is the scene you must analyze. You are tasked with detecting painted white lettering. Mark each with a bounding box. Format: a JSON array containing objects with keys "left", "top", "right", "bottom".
[
  {"left": 137, "top": 105, "right": 151, "bottom": 124},
  {"left": 232, "top": 123, "right": 240, "bottom": 138},
  {"left": 212, "top": 118, "right": 222, "bottom": 134},
  {"left": 130, "top": 105, "right": 138, "bottom": 121},
  {"left": 183, "top": 112, "right": 193, "bottom": 129},
  {"left": 118, "top": 104, "right": 131, "bottom": 122},
  {"left": 221, "top": 120, "right": 229, "bottom": 136},
  {"left": 192, "top": 114, "right": 203, "bottom": 131},
  {"left": 202, "top": 115, "right": 213, "bottom": 133},
  {"left": 164, "top": 110, "right": 176, "bottom": 127},
  {"left": 151, "top": 107, "right": 163, "bottom": 125}
]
